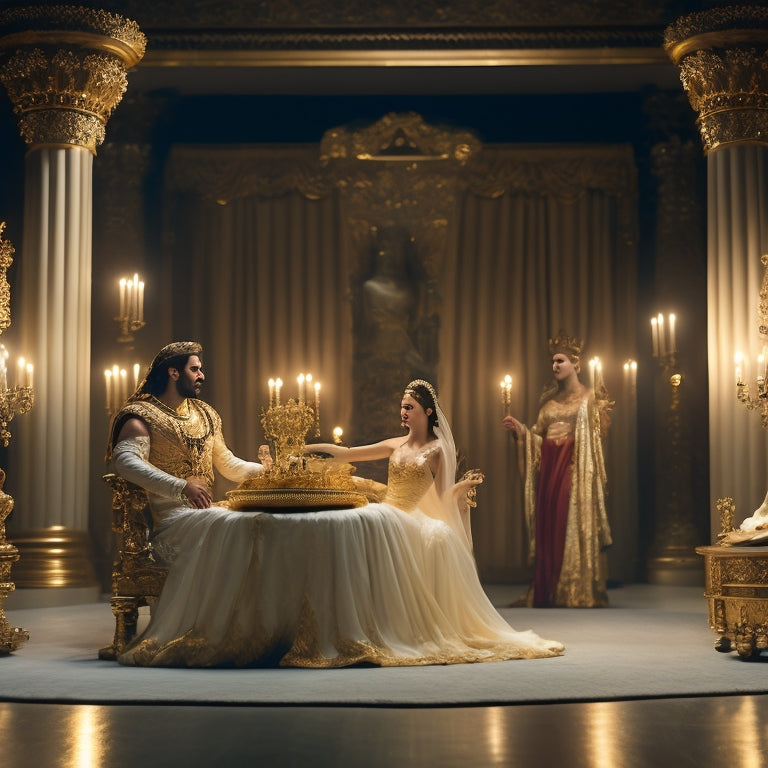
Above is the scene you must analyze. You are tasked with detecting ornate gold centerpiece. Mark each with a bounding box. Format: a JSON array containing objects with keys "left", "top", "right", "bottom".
[
  {"left": 226, "top": 387, "right": 367, "bottom": 511},
  {"left": 0, "top": 223, "right": 32, "bottom": 653}
]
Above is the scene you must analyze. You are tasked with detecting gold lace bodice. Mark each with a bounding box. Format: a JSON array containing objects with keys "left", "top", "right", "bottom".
[
  {"left": 382, "top": 443, "right": 439, "bottom": 512},
  {"left": 533, "top": 393, "right": 586, "bottom": 442}
]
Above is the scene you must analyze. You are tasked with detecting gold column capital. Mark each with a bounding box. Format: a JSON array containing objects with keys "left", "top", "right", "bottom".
[
  {"left": 0, "top": 6, "right": 146, "bottom": 154},
  {"left": 664, "top": 5, "right": 768, "bottom": 153}
]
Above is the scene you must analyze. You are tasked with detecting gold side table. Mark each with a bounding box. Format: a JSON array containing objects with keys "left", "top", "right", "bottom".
[{"left": 696, "top": 544, "right": 768, "bottom": 659}]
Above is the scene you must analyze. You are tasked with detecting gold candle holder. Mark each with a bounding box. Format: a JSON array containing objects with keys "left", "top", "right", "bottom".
[
  {"left": 261, "top": 398, "right": 317, "bottom": 471},
  {"left": 0, "top": 384, "right": 34, "bottom": 447},
  {"left": 115, "top": 273, "right": 145, "bottom": 344},
  {"left": 0, "top": 223, "right": 30, "bottom": 653}
]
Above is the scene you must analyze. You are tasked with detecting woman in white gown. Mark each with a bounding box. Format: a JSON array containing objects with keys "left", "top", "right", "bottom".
[{"left": 118, "top": 379, "right": 564, "bottom": 667}]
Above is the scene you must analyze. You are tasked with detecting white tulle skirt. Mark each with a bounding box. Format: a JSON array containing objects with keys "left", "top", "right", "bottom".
[{"left": 118, "top": 504, "right": 564, "bottom": 667}]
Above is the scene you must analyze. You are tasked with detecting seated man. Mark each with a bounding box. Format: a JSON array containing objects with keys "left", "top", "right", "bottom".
[{"left": 107, "top": 340, "right": 268, "bottom": 526}]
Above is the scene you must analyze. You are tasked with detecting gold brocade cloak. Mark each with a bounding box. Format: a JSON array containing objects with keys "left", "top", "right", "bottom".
[{"left": 521, "top": 395, "right": 612, "bottom": 607}]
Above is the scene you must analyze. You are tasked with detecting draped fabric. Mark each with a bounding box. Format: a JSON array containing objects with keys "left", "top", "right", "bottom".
[
  {"left": 440, "top": 174, "right": 637, "bottom": 581},
  {"left": 166, "top": 187, "right": 353, "bottom": 497},
  {"left": 161, "top": 142, "right": 638, "bottom": 581},
  {"left": 707, "top": 147, "right": 768, "bottom": 534}
]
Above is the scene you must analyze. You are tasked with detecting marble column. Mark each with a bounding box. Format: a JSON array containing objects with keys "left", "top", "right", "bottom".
[
  {"left": 665, "top": 6, "right": 768, "bottom": 539},
  {"left": 0, "top": 6, "right": 145, "bottom": 604}
]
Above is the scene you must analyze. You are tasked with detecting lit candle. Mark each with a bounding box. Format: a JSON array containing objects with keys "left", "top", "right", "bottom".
[
  {"left": 735, "top": 352, "right": 744, "bottom": 384},
  {"left": 138, "top": 280, "right": 144, "bottom": 324},
  {"left": 132, "top": 274, "right": 139, "bottom": 323},
  {"left": 275, "top": 378, "right": 283, "bottom": 406},
  {"left": 112, "top": 365, "right": 120, "bottom": 412},
  {"left": 133, "top": 363, "right": 140, "bottom": 391},
  {"left": 268, "top": 378, "right": 275, "bottom": 408},
  {"left": 589, "top": 358, "right": 596, "bottom": 393},
  {"left": 651, "top": 317, "right": 659, "bottom": 357},
  {"left": 332, "top": 426, "right": 343, "bottom": 445},
  {"left": 125, "top": 279, "right": 133, "bottom": 323},
  {"left": 119, "top": 278, "right": 126, "bottom": 319},
  {"left": 297, "top": 373, "right": 305, "bottom": 404},
  {"left": 105, "top": 369, "right": 112, "bottom": 410},
  {"left": 26, "top": 363, "right": 33, "bottom": 390},
  {"left": 120, "top": 368, "right": 127, "bottom": 405},
  {"left": 16, "top": 357, "right": 24, "bottom": 389},
  {"left": 669, "top": 313, "right": 676, "bottom": 354},
  {"left": 657, "top": 314, "right": 666, "bottom": 357},
  {"left": 314, "top": 381, "right": 321, "bottom": 435}
]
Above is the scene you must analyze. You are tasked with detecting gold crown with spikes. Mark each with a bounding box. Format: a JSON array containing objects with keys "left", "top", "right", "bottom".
[{"left": 548, "top": 330, "right": 583, "bottom": 358}]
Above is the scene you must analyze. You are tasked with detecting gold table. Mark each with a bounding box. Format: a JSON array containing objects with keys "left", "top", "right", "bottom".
[{"left": 696, "top": 544, "right": 768, "bottom": 659}]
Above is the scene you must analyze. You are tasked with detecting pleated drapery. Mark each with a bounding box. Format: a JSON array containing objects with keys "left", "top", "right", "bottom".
[
  {"left": 165, "top": 143, "right": 638, "bottom": 581},
  {"left": 707, "top": 146, "right": 768, "bottom": 534},
  {"left": 441, "top": 187, "right": 637, "bottom": 580}
]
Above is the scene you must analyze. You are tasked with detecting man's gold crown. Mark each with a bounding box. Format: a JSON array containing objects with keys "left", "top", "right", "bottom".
[{"left": 548, "top": 330, "right": 583, "bottom": 358}]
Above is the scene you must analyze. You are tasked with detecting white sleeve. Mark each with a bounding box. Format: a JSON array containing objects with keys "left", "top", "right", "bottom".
[
  {"left": 112, "top": 436, "right": 188, "bottom": 502},
  {"left": 213, "top": 433, "right": 264, "bottom": 483}
]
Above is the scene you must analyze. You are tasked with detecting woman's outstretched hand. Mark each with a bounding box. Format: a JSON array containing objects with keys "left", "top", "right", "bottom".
[{"left": 453, "top": 470, "right": 485, "bottom": 508}]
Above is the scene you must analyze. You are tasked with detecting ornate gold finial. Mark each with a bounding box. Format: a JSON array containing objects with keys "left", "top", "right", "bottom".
[
  {"left": 548, "top": 330, "right": 584, "bottom": 358},
  {"left": 664, "top": 6, "right": 768, "bottom": 153},
  {"left": 0, "top": 6, "right": 146, "bottom": 153},
  {"left": 716, "top": 496, "right": 736, "bottom": 539}
]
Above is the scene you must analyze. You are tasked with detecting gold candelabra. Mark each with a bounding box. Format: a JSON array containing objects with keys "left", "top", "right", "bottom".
[
  {"left": 736, "top": 367, "right": 768, "bottom": 427},
  {"left": 261, "top": 398, "right": 318, "bottom": 471},
  {"left": 735, "top": 253, "right": 768, "bottom": 425},
  {"left": 115, "top": 273, "right": 145, "bottom": 344},
  {"left": 0, "top": 223, "right": 31, "bottom": 653}
]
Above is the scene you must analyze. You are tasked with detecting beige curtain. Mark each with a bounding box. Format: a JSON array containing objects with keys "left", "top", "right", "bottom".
[
  {"left": 166, "top": 188, "right": 353, "bottom": 494},
  {"left": 440, "top": 153, "right": 638, "bottom": 582},
  {"left": 162, "top": 143, "right": 638, "bottom": 582}
]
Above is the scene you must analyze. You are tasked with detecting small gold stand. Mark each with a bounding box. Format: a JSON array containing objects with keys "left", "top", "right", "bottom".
[
  {"left": 696, "top": 497, "right": 768, "bottom": 659},
  {"left": 0, "top": 469, "right": 28, "bottom": 653}
]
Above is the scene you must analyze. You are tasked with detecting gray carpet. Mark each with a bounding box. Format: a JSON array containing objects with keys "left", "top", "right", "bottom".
[{"left": 1, "top": 584, "right": 765, "bottom": 706}]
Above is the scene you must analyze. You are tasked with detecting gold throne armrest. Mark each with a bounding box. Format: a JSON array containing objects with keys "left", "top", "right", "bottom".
[{"left": 98, "top": 473, "right": 168, "bottom": 661}]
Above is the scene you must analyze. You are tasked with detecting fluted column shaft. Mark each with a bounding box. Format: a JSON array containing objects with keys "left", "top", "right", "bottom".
[
  {"left": 19, "top": 148, "right": 93, "bottom": 528},
  {"left": 707, "top": 147, "right": 768, "bottom": 526},
  {"left": 665, "top": 5, "right": 768, "bottom": 537}
]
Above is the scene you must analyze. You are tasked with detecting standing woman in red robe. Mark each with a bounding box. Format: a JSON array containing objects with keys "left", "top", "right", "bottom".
[{"left": 502, "top": 332, "right": 613, "bottom": 607}]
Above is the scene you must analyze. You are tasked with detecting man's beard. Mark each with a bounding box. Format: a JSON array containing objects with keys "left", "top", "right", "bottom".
[{"left": 176, "top": 378, "right": 200, "bottom": 399}]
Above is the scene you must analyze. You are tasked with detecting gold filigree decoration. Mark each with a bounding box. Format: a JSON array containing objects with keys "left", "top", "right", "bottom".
[
  {"left": 716, "top": 496, "right": 736, "bottom": 539},
  {"left": 664, "top": 7, "right": 768, "bottom": 153},
  {"left": 0, "top": 7, "right": 145, "bottom": 152},
  {"left": 320, "top": 111, "right": 480, "bottom": 166},
  {"left": 0, "top": 6, "right": 145, "bottom": 59},
  {"left": 0, "top": 223, "right": 13, "bottom": 335}
]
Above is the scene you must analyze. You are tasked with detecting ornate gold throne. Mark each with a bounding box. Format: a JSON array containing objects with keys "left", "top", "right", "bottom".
[{"left": 99, "top": 473, "right": 167, "bottom": 660}]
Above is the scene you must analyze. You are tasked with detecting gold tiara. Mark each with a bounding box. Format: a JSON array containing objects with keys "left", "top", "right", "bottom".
[
  {"left": 404, "top": 379, "right": 437, "bottom": 403},
  {"left": 548, "top": 330, "right": 583, "bottom": 358}
]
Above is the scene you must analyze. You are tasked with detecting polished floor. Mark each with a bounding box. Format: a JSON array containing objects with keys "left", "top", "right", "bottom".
[{"left": 2, "top": 695, "right": 767, "bottom": 767}]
